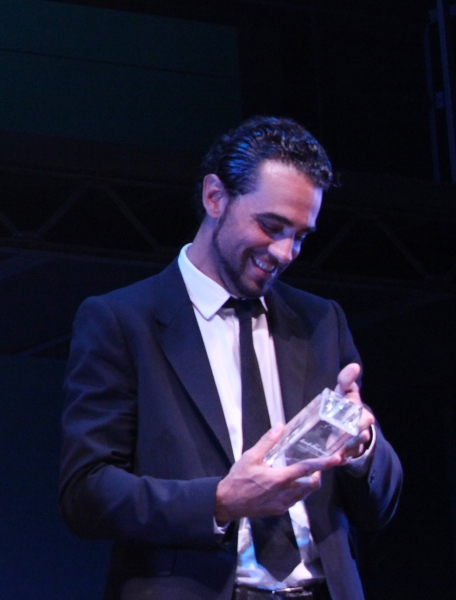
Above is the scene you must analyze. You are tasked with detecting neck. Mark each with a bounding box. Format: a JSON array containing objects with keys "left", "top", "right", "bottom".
[{"left": 186, "top": 221, "right": 221, "bottom": 285}]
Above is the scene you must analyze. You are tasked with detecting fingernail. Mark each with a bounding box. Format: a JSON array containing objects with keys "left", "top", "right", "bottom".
[{"left": 311, "top": 475, "right": 321, "bottom": 488}]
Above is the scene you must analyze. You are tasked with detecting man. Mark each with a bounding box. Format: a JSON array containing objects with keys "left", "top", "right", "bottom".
[{"left": 59, "top": 116, "right": 402, "bottom": 600}]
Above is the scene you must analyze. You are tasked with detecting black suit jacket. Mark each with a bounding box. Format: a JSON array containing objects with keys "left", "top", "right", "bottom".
[{"left": 59, "top": 259, "right": 402, "bottom": 600}]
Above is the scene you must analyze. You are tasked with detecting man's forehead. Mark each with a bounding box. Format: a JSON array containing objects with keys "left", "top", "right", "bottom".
[{"left": 255, "top": 159, "right": 315, "bottom": 183}]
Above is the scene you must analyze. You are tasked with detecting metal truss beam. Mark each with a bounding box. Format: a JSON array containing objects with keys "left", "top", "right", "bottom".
[{"left": 0, "top": 163, "right": 455, "bottom": 293}]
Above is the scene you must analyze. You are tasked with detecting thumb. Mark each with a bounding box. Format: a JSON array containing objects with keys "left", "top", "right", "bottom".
[
  {"left": 245, "top": 422, "right": 285, "bottom": 461},
  {"left": 335, "top": 363, "right": 361, "bottom": 396}
]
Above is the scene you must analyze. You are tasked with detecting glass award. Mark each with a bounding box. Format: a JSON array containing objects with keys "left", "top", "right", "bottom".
[{"left": 264, "top": 389, "right": 362, "bottom": 466}]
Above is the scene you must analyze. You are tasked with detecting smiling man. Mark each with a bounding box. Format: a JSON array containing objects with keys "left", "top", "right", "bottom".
[
  {"left": 189, "top": 160, "right": 322, "bottom": 299},
  {"left": 59, "top": 116, "right": 402, "bottom": 600}
]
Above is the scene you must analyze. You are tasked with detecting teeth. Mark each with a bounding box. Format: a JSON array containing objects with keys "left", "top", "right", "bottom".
[{"left": 253, "top": 257, "right": 275, "bottom": 273}]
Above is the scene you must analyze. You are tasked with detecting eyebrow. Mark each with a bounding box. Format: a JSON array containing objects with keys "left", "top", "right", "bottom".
[{"left": 256, "top": 212, "right": 317, "bottom": 234}]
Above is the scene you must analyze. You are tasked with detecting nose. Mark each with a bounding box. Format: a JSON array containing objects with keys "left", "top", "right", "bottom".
[{"left": 268, "top": 237, "right": 299, "bottom": 265}]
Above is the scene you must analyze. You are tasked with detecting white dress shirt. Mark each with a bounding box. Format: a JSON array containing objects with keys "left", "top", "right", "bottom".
[{"left": 178, "top": 245, "right": 325, "bottom": 589}]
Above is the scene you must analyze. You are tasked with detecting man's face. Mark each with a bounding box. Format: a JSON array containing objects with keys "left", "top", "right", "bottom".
[{"left": 209, "top": 160, "right": 322, "bottom": 298}]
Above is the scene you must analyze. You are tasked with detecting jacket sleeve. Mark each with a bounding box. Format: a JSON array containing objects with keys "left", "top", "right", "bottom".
[
  {"left": 58, "top": 295, "right": 222, "bottom": 548},
  {"left": 331, "top": 300, "right": 403, "bottom": 530},
  {"left": 336, "top": 425, "right": 403, "bottom": 530}
]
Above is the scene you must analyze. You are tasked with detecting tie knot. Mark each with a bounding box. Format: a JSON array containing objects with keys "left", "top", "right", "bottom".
[{"left": 223, "top": 297, "right": 264, "bottom": 321}]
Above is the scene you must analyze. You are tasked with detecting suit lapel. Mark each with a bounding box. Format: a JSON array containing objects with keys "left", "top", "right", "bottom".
[
  {"left": 266, "top": 289, "right": 310, "bottom": 422},
  {"left": 153, "top": 261, "right": 235, "bottom": 464},
  {"left": 151, "top": 263, "right": 313, "bottom": 463}
]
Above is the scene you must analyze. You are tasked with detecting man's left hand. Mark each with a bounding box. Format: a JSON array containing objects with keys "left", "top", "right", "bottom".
[{"left": 334, "top": 363, "right": 374, "bottom": 461}]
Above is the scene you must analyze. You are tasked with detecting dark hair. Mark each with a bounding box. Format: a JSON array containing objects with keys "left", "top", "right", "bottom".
[{"left": 194, "top": 115, "right": 332, "bottom": 219}]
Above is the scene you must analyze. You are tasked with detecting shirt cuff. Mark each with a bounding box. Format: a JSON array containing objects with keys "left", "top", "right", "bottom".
[{"left": 213, "top": 517, "right": 230, "bottom": 536}]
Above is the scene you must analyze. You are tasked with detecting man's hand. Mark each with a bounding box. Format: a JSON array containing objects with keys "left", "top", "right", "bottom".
[
  {"left": 335, "top": 363, "right": 375, "bottom": 460},
  {"left": 214, "top": 423, "right": 342, "bottom": 525}
]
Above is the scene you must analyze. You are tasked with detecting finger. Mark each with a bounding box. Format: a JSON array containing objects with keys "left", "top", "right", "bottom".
[
  {"left": 341, "top": 444, "right": 365, "bottom": 460},
  {"left": 296, "top": 471, "right": 321, "bottom": 487},
  {"left": 358, "top": 427, "right": 373, "bottom": 443},
  {"left": 244, "top": 422, "right": 285, "bottom": 462},
  {"left": 359, "top": 408, "right": 375, "bottom": 430},
  {"left": 253, "top": 475, "right": 322, "bottom": 516},
  {"left": 344, "top": 427, "right": 371, "bottom": 450},
  {"left": 271, "top": 474, "right": 323, "bottom": 510},
  {"left": 335, "top": 363, "right": 361, "bottom": 397},
  {"left": 279, "top": 453, "right": 342, "bottom": 481},
  {"left": 294, "top": 473, "right": 322, "bottom": 500}
]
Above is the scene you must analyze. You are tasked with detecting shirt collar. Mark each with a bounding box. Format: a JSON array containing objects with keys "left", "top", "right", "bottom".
[{"left": 177, "top": 244, "right": 267, "bottom": 320}]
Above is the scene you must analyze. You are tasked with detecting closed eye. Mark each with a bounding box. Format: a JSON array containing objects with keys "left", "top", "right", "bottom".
[
  {"left": 259, "top": 221, "right": 283, "bottom": 236},
  {"left": 256, "top": 216, "right": 314, "bottom": 243}
]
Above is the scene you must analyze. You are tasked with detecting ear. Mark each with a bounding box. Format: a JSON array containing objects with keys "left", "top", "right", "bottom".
[{"left": 202, "top": 174, "right": 229, "bottom": 219}]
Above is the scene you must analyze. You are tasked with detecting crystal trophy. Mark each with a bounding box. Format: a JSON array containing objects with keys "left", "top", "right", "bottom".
[{"left": 264, "top": 389, "right": 362, "bottom": 466}]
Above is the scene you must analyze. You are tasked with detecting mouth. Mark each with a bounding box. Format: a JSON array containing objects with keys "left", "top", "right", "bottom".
[{"left": 251, "top": 256, "right": 278, "bottom": 277}]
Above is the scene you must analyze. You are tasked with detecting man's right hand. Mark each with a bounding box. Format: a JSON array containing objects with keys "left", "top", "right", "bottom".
[{"left": 214, "top": 423, "right": 342, "bottom": 525}]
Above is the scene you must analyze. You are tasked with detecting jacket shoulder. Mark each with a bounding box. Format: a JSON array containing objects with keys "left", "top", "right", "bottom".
[
  {"left": 272, "top": 280, "right": 339, "bottom": 318},
  {"left": 79, "top": 259, "right": 185, "bottom": 315}
]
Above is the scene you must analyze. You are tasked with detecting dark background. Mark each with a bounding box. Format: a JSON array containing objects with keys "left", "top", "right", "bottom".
[{"left": 1, "top": 1, "right": 455, "bottom": 598}]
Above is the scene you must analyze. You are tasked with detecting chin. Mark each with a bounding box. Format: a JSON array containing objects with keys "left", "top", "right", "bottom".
[
  {"left": 239, "top": 278, "right": 273, "bottom": 299},
  {"left": 225, "top": 264, "right": 276, "bottom": 298}
]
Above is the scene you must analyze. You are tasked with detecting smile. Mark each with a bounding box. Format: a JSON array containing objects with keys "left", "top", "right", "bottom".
[{"left": 252, "top": 256, "right": 277, "bottom": 275}]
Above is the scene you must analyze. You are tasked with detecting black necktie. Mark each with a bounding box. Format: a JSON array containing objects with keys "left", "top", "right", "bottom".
[{"left": 225, "top": 297, "right": 302, "bottom": 582}]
